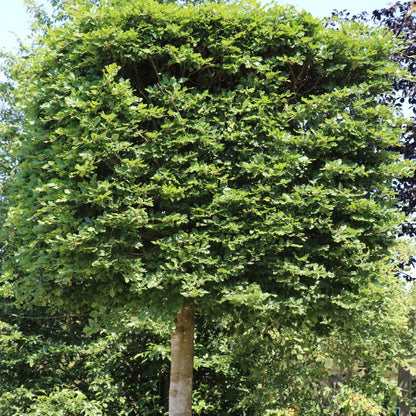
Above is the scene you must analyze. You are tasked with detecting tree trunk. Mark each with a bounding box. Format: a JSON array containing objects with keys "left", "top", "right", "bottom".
[
  {"left": 398, "top": 364, "right": 412, "bottom": 416},
  {"left": 169, "top": 306, "right": 195, "bottom": 416}
]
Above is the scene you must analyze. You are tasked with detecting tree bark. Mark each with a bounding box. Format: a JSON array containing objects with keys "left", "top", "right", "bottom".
[
  {"left": 398, "top": 364, "right": 412, "bottom": 416},
  {"left": 169, "top": 306, "right": 195, "bottom": 416}
]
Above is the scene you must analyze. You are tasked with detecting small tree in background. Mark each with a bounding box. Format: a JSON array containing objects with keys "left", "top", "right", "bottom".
[{"left": 1, "top": 1, "right": 413, "bottom": 414}]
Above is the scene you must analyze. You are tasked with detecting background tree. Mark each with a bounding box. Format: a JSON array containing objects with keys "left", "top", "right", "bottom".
[{"left": 1, "top": 0, "right": 413, "bottom": 414}]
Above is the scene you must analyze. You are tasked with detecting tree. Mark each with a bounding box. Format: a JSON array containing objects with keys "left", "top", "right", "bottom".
[{"left": 1, "top": 1, "right": 412, "bottom": 414}]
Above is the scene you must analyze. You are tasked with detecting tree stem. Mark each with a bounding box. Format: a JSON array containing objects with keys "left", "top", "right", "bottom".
[{"left": 169, "top": 306, "right": 195, "bottom": 416}]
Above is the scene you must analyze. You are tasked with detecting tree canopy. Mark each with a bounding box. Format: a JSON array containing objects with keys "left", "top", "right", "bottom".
[{"left": 2, "top": 0, "right": 409, "bottom": 320}]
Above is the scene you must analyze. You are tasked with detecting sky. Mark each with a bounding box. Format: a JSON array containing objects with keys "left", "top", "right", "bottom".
[
  {"left": 284, "top": 0, "right": 394, "bottom": 19},
  {"left": 0, "top": 1, "right": 32, "bottom": 52},
  {"left": 0, "top": 0, "right": 397, "bottom": 53}
]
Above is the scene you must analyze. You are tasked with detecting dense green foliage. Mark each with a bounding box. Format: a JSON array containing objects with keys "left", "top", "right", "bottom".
[
  {"left": 0, "top": 0, "right": 414, "bottom": 414},
  {"left": 1, "top": 0, "right": 409, "bottom": 319},
  {"left": 0, "top": 307, "right": 169, "bottom": 415},
  {"left": 0, "top": 289, "right": 411, "bottom": 415}
]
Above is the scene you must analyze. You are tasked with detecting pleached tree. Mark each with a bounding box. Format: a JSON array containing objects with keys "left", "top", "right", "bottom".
[{"left": 1, "top": 1, "right": 412, "bottom": 414}]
